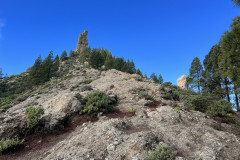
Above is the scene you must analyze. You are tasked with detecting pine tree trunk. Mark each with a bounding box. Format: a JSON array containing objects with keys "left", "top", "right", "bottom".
[
  {"left": 224, "top": 78, "right": 230, "bottom": 102},
  {"left": 234, "top": 85, "right": 240, "bottom": 111}
]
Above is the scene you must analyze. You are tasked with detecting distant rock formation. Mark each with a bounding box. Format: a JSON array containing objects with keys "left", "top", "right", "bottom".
[
  {"left": 177, "top": 75, "right": 188, "bottom": 90},
  {"left": 75, "top": 30, "right": 88, "bottom": 53}
]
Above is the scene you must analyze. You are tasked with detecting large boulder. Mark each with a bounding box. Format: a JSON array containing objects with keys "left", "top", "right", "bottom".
[{"left": 177, "top": 75, "right": 188, "bottom": 90}]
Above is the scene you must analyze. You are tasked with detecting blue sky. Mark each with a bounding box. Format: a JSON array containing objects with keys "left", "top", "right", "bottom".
[{"left": 0, "top": 0, "right": 239, "bottom": 84}]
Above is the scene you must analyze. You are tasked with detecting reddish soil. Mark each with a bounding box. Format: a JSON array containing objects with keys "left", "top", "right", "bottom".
[
  {"left": 148, "top": 101, "right": 161, "bottom": 111},
  {"left": 104, "top": 109, "right": 135, "bottom": 118},
  {"left": 1, "top": 115, "right": 98, "bottom": 160}
]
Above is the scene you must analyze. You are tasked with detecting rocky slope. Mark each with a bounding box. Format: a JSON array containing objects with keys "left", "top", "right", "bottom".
[{"left": 1, "top": 58, "right": 240, "bottom": 160}]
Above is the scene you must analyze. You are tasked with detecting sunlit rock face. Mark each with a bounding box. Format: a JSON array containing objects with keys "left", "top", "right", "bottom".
[
  {"left": 75, "top": 30, "right": 88, "bottom": 53},
  {"left": 177, "top": 75, "right": 188, "bottom": 90}
]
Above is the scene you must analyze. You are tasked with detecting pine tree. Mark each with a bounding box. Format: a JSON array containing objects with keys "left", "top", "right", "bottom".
[
  {"left": 0, "top": 68, "right": 3, "bottom": 79},
  {"left": 100, "top": 48, "right": 111, "bottom": 62},
  {"left": 144, "top": 72, "right": 147, "bottom": 78},
  {"left": 42, "top": 51, "right": 54, "bottom": 82},
  {"left": 80, "top": 46, "right": 90, "bottom": 63},
  {"left": 52, "top": 55, "right": 60, "bottom": 76},
  {"left": 150, "top": 73, "right": 159, "bottom": 83},
  {"left": 89, "top": 48, "right": 104, "bottom": 69},
  {"left": 29, "top": 56, "right": 43, "bottom": 85},
  {"left": 158, "top": 74, "right": 163, "bottom": 84},
  {"left": 232, "top": 0, "right": 240, "bottom": 6},
  {"left": 202, "top": 44, "right": 224, "bottom": 98},
  {"left": 220, "top": 16, "right": 240, "bottom": 109},
  {"left": 60, "top": 50, "right": 68, "bottom": 61},
  {"left": 129, "top": 60, "right": 136, "bottom": 74},
  {"left": 114, "top": 57, "right": 125, "bottom": 71},
  {"left": 188, "top": 57, "right": 203, "bottom": 92},
  {"left": 104, "top": 53, "right": 114, "bottom": 70},
  {"left": 136, "top": 69, "right": 143, "bottom": 77}
]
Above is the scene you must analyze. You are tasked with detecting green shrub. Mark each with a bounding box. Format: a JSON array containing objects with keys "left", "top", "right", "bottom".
[
  {"left": 0, "top": 138, "right": 23, "bottom": 154},
  {"left": 0, "top": 97, "right": 13, "bottom": 112},
  {"left": 16, "top": 94, "right": 29, "bottom": 102},
  {"left": 80, "top": 91, "right": 113, "bottom": 114},
  {"left": 162, "top": 90, "right": 179, "bottom": 101},
  {"left": 26, "top": 107, "right": 44, "bottom": 128},
  {"left": 189, "top": 95, "right": 213, "bottom": 113},
  {"left": 80, "top": 85, "right": 93, "bottom": 92},
  {"left": 135, "top": 77, "right": 143, "bottom": 81},
  {"left": 207, "top": 100, "right": 233, "bottom": 117},
  {"left": 114, "top": 120, "right": 130, "bottom": 131},
  {"left": 161, "top": 82, "right": 173, "bottom": 88},
  {"left": 82, "top": 79, "right": 93, "bottom": 84},
  {"left": 176, "top": 106, "right": 182, "bottom": 110},
  {"left": 139, "top": 92, "right": 154, "bottom": 100},
  {"left": 126, "top": 107, "right": 137, "bottom": 113},
  {"left": 145, "top": 144, "right": 176, "bottom": 160}
]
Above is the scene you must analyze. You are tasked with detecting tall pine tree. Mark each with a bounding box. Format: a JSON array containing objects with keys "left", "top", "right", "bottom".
[
  {"left": 220, "top": 16, "right": 240, "bottom": 109},
  {"left": 60, "top": 50, "right": 68, "bottom": 61},
  {"left": 188, "top": 57, "right": 203, "bottom": 92},
  {"left": 29, "top": 56, "right": 43, "bottom": 85}
]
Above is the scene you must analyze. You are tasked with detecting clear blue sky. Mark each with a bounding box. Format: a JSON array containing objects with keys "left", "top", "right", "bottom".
[{"left": 0, "top": 0, "right": 239, "bottom": 84}]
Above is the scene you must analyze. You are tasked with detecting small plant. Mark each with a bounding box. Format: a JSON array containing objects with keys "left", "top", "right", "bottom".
[
  {"left": 80, "top": 91, "right": 113, "bottom": 114},
  {"left": 139, "top": 92, "right": 154, "bottom": 100},
  {"left": 0, "top": 138, "right": 24, "bottom": 155},
  {"left": 135, "top": 77, "right": 143, "bottom": 81},
  {"left": 82, "top": 79, "right": 93, "bottom": 84},
  {"left": 126, "top": 107, "right": 137, "bottom": 113},
  {"left": 114, "top": 120, "right": 130, "bottom": 131},
  {"left": 145, "top": 144, "right": 176, "bottom": 160},
  {"left": 80, "top": 85, "right": 93, "bottom": 92},
  {"left": 26, "top": 107, "right": 44, "bottom": 128},
  {"left": 144, "top": 100, "right": 155, "bottom": 106},
  {"left": 176, "top": 107, "right": 182, "bottom": 110}
]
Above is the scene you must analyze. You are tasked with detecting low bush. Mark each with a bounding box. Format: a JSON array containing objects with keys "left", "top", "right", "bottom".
[
  {"left": 114, "top": 120, "right": 130, "bottom": 131},
  {"left": 82, "top": 79, "right": 93, "bottom": 84},
  {"left": 207, "top": 100, "right": 233, "bottom": 117},
  {"left": 26, "top": 107, "right": 44, "bottom": 128},
  {"left": 190, "top": 95, "right": 213, "bottom": 113},
  {"left": 0, "top": 138, "right": 23, "bottom": 155},
  {"left": 80, "top": 91, "right": 114, "bottom": 114},
  {"left": 80, "top": 85, "right": 93, "bottom": 92},
  {"left": 162, "top": 91, "right": 179, "bottom": 101},
  {"left": 126, "top": 107, "right": 137, "bottom": 113},
  {"left": 139, "top": 92, "right": 154, "bottom": 101},
  {"left": 145, "top": 144, "right": 176, "bottom": 160}
]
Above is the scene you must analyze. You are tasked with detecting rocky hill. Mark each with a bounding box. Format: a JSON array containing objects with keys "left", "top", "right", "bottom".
[{"left": 1, "top": 32, "right": 240, "bottom": 160}]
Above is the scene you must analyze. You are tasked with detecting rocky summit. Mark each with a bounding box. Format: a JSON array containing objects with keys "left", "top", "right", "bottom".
[
  {"left": 1, "top": 32, "right": 240, "bottom": 160},
  {"left": 74, "top": 30, "right": 88, "bottom": 53}
]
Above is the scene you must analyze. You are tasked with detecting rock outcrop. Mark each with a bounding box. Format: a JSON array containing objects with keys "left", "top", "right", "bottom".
[
  {"left": 177, "top": 75, "right": 188, "bottom": 90},
  {"left": 75, "top": 30, "right": 88, "bottom": 53}
]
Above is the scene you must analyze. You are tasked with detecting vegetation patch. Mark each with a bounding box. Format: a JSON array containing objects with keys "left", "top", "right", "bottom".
[
  {"left": 139, "top": 92, "right": 154, "bottom": 101},
  {"left": 26, "top": 107, "right": 44, "bottom": 128},
  {"left": 145, "top": 144, "right": 176, "bottom": 160},
  {"left": 114, "top": 120, "right": 130, "bottom": 131},
  {"left": 80, "top": 91, "right": 115, "bottom": 114},
  {"left": 126, "top": 107, "right": 137, "bottom": 113},
  {"left": 0, "top": 138, "right": 23, "bottom": 155}
]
